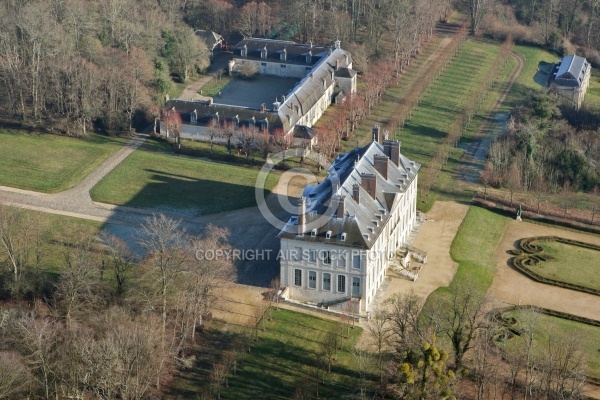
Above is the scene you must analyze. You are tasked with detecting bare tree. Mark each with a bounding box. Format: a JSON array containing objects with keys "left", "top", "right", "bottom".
[
  {"left": 457, "top": 0, "right": 496, "bottom": 34},
  {"left": 442, "top": 283, "right": 491, "bottom": 371},
  {"left": 0, "top": 352, "right": 29, "bottom": 399},
  {"left": 365, "top": 310, "right": 392, "bottom": 382}
]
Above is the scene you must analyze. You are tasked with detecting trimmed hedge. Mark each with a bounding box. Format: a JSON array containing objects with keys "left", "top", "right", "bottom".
[{"left": 510, "top": 236, "right": 600, "bottom": 296}]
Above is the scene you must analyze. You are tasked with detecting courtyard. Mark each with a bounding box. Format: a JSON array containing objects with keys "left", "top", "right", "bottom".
[{"left": 213, "top": 75, "right": 300, "bottom": 109}]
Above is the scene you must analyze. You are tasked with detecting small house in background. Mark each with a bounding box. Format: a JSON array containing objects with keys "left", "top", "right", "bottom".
[
  {"left": 195, "top": 30, "right": 224, "bottom": 60},
  {"left": 550, "top": 55, "right": 592, "bottom": 108}
]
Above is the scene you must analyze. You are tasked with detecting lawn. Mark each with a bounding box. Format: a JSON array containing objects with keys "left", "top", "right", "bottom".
[
  {"left": 585, "top": 68, "right": 600, "bottom": 109},
  {"left": 170, "top": 308, "right": 365, "bottom": 399},
  {"left": 0, "top": 130, "right": 127, "bottom": 193},
  {"left": 423, "top": 206, "right": 510, "bottom": 307},
  {"left": 500, "top": 309, "right": 600, "bottom": 380},
  {"left": 528, "top": 240, "right": 600, "bottom": 292},
  {"left": 198, "top": 75, "right": 233, "bottom": 97},
  {"left": 90, "top": 139, "right": 280, "bottom": 214},
  {"left": 501, "top": 45, "right": 560, "bottom": 111}
]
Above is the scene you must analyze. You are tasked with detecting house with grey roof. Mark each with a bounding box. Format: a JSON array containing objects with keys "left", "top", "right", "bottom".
[
  {"left": 195, "top": 30, "right": 224, "bottom": 60},
  {"left": 550, "top": 55, "right": 592, "bottom": 108},
  {"left": 278, "top": 133, "right": 420, "bottom": 314},
  {"left": 229, "top": 38, "right": 356, "bottom": 133},
  {"left": 160, "top": 38, "right": 356, "bottom": 150}
]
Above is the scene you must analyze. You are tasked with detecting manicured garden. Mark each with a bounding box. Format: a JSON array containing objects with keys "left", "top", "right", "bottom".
[
  {"left": 0, "top": 130, "right": 127, "bottom": 192},
  {"left": 500, "top": 309, "right": 600, "bottom": 380},
  {"left": 90, "top": 139, "right": 279, "bottom": 214},
  {"left": 170, "top": 308, "right": 364, "bottom": 399},
  {"left": 524, "top": 239, "right": 600, "bottom": 292}
]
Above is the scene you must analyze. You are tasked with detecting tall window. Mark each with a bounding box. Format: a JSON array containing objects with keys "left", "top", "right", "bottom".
[
  {"left": 323, "top": 273, "right": 331, "bottom": 291},
  {"left": 337, "top": 275, "right": 346, "bottom": 293},
  {"left": 338, "top": 254, "right": 346, "bottom": 268},
  {"left": 322, "top": 251, "right": 331, "bottom": 265},
  {"left": 294, "top": 269, "right": 302, "bottom": 286},
  {"left": 353, "top": 255, "right": 361, "bottom": 270},
  {"left": 352, "top": 277, "right": 360, "bottom": 297},
  {"left": 308, "top": 271, "right": 316, "bottom": 289},
  {"left": 309, "top": 250, "right": 316, "bottom": 263}
]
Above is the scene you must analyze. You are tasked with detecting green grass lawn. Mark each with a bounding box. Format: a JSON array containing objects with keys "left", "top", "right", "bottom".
[
  {"left": 170, "top": 308, "right": 364, "bottom": 399},
  {"left": 585, "top": 69, "right": 600, "bottom": 109},
  {"left": 501, "top": 309, "right": 600, "bottom": 380},
  {"left": 0, "top": 130, "right": 127, "bottom": 193},
  {"left": 423, "top": 206, "right": 510, "bottom": 308},
  {"left": 199, "top": 75, "right": 233, "bottom": 97},
  {"left": 528, "top": 240, "right": 600, "bottom": 291},
  {"left": 90, "top": 139, "right": 279, "bottom": 214},
  {"left": 501, "top": 45, "right": 560, "bottom": 112}
]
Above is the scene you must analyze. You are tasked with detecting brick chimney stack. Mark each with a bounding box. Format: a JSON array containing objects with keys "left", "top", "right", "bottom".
[
  {"left": 383, "top": 140, "right": 400, "bottom": 166},
  {"left": 352, "top": 184, "right": 360, "bottom": 204},
  {"left": 372, "top": 125, "right": 381, "bottom": 143},
  {"left": 373, "top": 155, "right": 389, "bottom": 180},
  {"left": 298, "top": 197, "right": 306, "bottom": 234},
  {"left": 361, "top": 173, "right": 377, "bottom": 199},
  {"left": 334, "top": 195, "right": 345, "bottom": 218}
]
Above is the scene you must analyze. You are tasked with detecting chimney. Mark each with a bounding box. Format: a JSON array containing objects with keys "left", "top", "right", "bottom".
[
  {"left": 334, "top": 195, "right": 345, "bottom": 218},
  {"left": 298, "top": 197, "right": 306, "bottom": 234},
  {"left": 352, "top": 184, "right": 360, "bottom": 204},
  {"left": 383, "top": 140, "right": 400, "bottom": 166},
  {"left": 361, "top": 173, "right": 377, "bottom": 199},
  {"left": 372, "top": 125, "right": 381, "bottom": 143},
  {"left": 373, "top": 155, "right": 388, "bottom": 180}
]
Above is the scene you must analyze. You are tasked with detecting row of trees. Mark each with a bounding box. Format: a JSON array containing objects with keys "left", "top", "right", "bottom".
[
  {"left": 0, "top": 209, "right": 235, "bottom": 399},
  {"left": 364, "top": 287, "right": 587, "bottom": 400}
]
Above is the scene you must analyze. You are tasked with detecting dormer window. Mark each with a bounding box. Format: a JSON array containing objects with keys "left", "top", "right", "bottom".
[
  {"left": 322, "top": 78, "right": 326, "bottom": 89},
  {"left": 325, "top": 230, "right": 332, "bottom": 239},
  {"left": 295, "top": 105, "right": 300, "bottom": 116},
  {"left": 241, "top": 45, "right": 247, "bottom": 57},
  {"left": 261, "top": 46, "right": 267, "bottom": 59},
  {"left": 311, "top": 228, "right": 317, "bottom": 237},
  {"left": 341, "top": 232, "right": 347, "bottom": 241},
  {"left": 306, "top": 51, "right": 312, "bottom": 64},
  {"left": 280, "top": 48, "right": 287, "bottom": 61}
]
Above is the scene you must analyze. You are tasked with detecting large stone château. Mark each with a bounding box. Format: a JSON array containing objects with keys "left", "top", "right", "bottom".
[{"left": 278, "top": 134, "right": 420, "bottom": 314}]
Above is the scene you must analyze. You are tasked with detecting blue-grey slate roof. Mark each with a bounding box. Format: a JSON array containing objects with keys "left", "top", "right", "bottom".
[
  {"left": 554, "top": 55, "right": 590, "bottom": 88},
  {"left": 278, "top": 141, "right": 420, "bottom": 249}
]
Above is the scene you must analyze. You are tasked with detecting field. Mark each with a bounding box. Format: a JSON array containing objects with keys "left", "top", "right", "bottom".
[
  {"left": 198, "top": 75, "right": 233, "bottom": 97},
  {"left": 170, "top": 308, "right": 365, "bottom": 399},
  {"left": 586, "top": 69, "right": 600, "bottom": 109},
  {"left": 0, "top": 130, "right": 126, "bottom": 192},
  {"left": 501, "top": 309, "right": 600, "bottom": 380},
  {"left": 529, "top": 240, "right": 600, "bottom": 291},
  {"left": 90, "top": 139, "right": 279, "bottom": 214}
]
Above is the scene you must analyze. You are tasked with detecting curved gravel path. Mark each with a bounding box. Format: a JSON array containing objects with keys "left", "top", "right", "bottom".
[{"left": 0, "top": 134, "right": 149, "bottom": 225}]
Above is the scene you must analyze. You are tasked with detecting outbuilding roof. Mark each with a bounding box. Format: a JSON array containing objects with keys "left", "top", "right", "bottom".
[{"left": 554, "top": 55, "right": 590, "bottom": 88}]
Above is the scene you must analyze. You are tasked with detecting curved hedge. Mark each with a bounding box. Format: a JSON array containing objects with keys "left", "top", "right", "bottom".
[{"left": 511, "top": 236, "right": 600, "bottom": 296}]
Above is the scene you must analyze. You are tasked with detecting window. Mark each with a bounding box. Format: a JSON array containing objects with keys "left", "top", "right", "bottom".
[
  {"left": 293, "top": 246, "right": 302, "bottom": 261},
  {"left": 353, "top": 255, "right": 361, "bottom": 269},
  {"left": 261, "top": 62, "right": 266, "bottom": 66},
  {"left": 308, "top": 271, "right": 316, "bottom": 289},
  {"left": 341, "top": 232, "right": 347, "bottom": 241},
  {"left": 337, "top": 275, "right": 346, "bottom": 293},
  {"left": 325, "top": 230, "right": 332, "bottom": 239},
  {"left": 323, "top": 273, "right": 331, "bottom": 291},
  {"left": 352, "top": 277, "right": 360, "bottom": 297},
  {"left": 322, "top": 251, "right": 331, "bottom": 265},
  {"left": 309, "top": 250, "right": 317, "bottom": 263},
  {"left": 294, "top": 269, "right": 302, "bottom": 286},
  {"left": 338, "top": 254, "right": 346, "bottom": 268},
  {"left": 311, "top": 228, "right": 317, "bottom": 237},
  {"left": 280, "top": 64, "right": 287, "bottom": 68}
]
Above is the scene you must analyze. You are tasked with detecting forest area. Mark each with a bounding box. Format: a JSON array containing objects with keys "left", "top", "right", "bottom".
[{"left": 2, "top": 0, "right": 600, "bottom": 399}]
